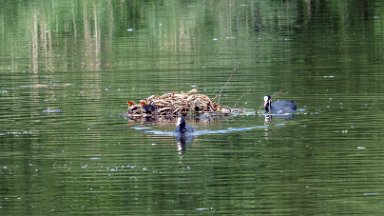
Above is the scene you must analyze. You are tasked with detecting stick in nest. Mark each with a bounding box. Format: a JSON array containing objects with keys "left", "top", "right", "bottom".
[{"left": 214, "top": 64, "right": 240, "bottom": 103}]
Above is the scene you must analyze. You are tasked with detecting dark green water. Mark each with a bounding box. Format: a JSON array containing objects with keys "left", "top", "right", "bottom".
[{"left": 1, "top": 0, "right": 384, "bottom": 215}]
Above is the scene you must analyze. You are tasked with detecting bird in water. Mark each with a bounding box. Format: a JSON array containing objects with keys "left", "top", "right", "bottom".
[
  {"left": 140, "top": 100, "right": 157, "bottom": 115},
  {"left": 175, "top": 115, "right": 194, "bottom": 133},
  {"left": 174, "top": 115, "right": 194, "bottom": 153},
  {"left": 263, "top": 95, "right": 297, "bottom": 114},
  {"left": 127, "top": 101, "right": 140, "bottom": 114}
]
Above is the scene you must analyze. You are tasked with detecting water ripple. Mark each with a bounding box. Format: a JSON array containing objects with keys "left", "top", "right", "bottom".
[{"left": 142, "top": 125, "right": 267, "bottom": 137}]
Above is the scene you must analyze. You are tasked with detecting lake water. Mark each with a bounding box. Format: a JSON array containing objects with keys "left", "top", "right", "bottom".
[{"left": 1, "top": 0, "right": 384, "bottom": 215}]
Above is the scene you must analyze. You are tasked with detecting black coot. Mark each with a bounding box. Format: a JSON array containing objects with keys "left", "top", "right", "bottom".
[
  {"left": 263, "top": 95, "right": 297, "bottom": 114},
  {"left": 175, "top": 116, "right": 194, "bottom": 152},
  {"left": 175, "top": 116, "right": 194, "bottom": 133}
]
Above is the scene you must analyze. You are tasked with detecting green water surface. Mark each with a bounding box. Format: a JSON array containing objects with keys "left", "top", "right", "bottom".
[{"left": 1, "top": 1, "right": 384, "bottom": 215}]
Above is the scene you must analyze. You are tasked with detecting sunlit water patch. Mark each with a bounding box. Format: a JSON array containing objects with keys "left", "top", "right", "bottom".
[
  {"left": 0, "top": 130, "right": 33, "bottom": 136},
  {"left": 42, "top": 108, "right": 62, "bottom": 113}
]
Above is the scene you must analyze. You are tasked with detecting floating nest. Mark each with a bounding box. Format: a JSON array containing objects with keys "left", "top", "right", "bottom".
[{"left": 126, "top": 89, "right": 232, "bottom": 119}]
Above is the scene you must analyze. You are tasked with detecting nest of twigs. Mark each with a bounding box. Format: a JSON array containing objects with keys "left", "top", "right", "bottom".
[{"left": 127, "top": 89, "right": 231, "bottom": 118}]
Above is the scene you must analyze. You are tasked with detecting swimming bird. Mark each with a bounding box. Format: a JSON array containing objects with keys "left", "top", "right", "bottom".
[
  {"left": 263, "top": 95, "right": 297, "bottom": 114},
  {"left": 175, "top": 116, "right": 194, "bottom": 133}
]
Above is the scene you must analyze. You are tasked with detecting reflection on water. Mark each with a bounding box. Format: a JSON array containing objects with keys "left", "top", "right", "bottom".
[
  {"left": 176, "top": 133, "right": 194, "bottom": 154},
  {"left": 1, "top": 0, "right": 384, "bottom": 215}
]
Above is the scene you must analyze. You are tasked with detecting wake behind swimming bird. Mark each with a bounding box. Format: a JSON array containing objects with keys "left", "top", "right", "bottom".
[
  {"left": 133, "top": 114, "right": 271, "bottom": 137},
  {"left": 141, "top": 125, "right": 267, "bottom": 137}
]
